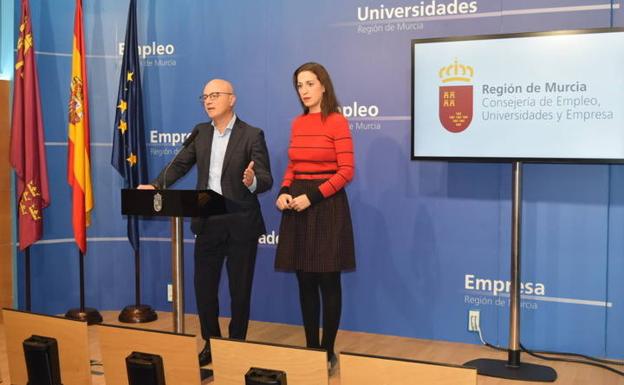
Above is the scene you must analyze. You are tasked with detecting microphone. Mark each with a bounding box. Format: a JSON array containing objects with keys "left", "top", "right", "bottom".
[
  {"left": 162, "top": 129, "right": 199, "bottom": 189},
  {"left": 181, "top": 129, "right": 199, "bottom": 147}
]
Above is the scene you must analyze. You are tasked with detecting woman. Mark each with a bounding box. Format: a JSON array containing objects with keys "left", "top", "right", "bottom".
[{"left": 275, "top": 62, "right": 355, "bottom": 371}]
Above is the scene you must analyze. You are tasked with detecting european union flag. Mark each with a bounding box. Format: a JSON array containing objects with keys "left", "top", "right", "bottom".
[{"left": 112, "top": 0, "right": 147, "bottom": 252}]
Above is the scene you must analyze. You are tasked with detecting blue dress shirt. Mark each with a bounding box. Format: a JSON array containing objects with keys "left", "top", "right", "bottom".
[{"left": 208, "top": 113, "right": 257, "bottom": 193}]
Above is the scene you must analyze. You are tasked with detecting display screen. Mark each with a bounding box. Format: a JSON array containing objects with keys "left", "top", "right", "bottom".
[{"left": 411, "top": 29, "right": 624, "bottom": 162}]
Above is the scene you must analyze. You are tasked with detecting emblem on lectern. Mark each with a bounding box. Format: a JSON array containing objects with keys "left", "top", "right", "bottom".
[
  {"left": 153, "top": 192, "right": 162, "bottom": 212},
  {"left": 439, "top": 58, "right": 474, "bottom": 133}
]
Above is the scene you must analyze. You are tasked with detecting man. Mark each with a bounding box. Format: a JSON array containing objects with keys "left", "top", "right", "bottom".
[{"left": 138, "top": 79, "right": 273, "bottom": 366}]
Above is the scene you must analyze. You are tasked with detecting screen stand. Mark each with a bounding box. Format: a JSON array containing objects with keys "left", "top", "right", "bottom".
[{"left": 464, "top": 161, "right": 556, "bottom": 382}]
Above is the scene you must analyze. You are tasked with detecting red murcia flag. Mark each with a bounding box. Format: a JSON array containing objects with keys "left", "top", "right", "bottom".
[
  {"left": 10, "top": 0, "right": 51, "bottom": 250},
  {"left": 439, "top": 85, "right": 473, "bottom": 133}
]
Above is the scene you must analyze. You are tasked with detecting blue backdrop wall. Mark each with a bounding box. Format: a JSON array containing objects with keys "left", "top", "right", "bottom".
[{"left": 11, "top": 0, "right": 624, "bottom": 359}]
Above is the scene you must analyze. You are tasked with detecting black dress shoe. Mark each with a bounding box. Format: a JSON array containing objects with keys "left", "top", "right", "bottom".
[{"left": 198, "top": 347, "right": 212, "bottom": 366}]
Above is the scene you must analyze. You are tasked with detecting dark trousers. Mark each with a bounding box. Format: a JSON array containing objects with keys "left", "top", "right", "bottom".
[
  {"left": 295, "top": 271, "right": 342, "bottom": 358},
  {"left": 194, "top": 231, "right": 258, "bottom": 345}
]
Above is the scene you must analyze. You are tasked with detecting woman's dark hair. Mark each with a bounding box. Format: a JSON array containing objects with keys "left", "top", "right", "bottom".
[{"left": 293, "top": 62, "right": 341, "bottom": 120}]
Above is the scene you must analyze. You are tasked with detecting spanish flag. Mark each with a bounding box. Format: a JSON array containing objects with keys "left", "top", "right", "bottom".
[{"left": 67, "top": 0, "right": 93, "bottom": 254}]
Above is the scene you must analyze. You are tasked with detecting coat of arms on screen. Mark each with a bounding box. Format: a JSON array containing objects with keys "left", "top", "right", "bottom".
[{"left": 439, "top": 59, "right": 473, "bottom": 133}]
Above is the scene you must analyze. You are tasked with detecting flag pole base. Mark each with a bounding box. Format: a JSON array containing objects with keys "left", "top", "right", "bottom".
[
  {"left": 118, "top": 304, "right": 158, "bottom": 323},
  {"left": 464, "top": 358, "right": 557, "bottom": 382},
  {"left": 65, "top": 307, "right": 103, "bottom": 325}
]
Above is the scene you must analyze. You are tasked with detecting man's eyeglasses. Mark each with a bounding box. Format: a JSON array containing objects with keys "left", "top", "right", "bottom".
[{"left": 199, "top": 92, "right": 233, "bottom": 102}]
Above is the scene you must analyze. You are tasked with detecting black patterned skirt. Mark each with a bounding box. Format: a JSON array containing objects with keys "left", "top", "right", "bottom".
[{"left": 275, "top": 179, "right": 355, "bottom": 272}]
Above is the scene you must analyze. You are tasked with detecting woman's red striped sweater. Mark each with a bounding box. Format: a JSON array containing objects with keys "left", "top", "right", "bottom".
[{"left": 280, "top": 112, "right": 354, "bottom": 204}]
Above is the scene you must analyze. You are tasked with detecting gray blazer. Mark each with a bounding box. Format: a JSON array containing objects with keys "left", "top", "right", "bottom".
[{"left": 151, "top": 117, "right": 273, "bottom": 239}]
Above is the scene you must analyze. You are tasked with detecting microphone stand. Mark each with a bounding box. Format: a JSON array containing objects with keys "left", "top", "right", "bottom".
[{"left": 162, "top": 129, "right": 199, "bottom": 189}]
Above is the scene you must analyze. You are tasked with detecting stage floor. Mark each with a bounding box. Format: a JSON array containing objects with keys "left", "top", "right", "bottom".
[{"left": 0, "top": 310, "right": 622, "bottom": 384}]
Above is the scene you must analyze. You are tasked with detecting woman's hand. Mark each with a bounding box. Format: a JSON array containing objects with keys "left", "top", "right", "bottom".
[
  {"left": 290, "top": 194, "right": 311, "bottom": 212},
  {"left": 276, "top": 193, "right": 293, "bottom": 211}
]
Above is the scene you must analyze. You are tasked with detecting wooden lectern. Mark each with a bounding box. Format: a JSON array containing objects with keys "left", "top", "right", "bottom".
[{"left": 121, "top": 189, "right": 226, "bottom": 333}]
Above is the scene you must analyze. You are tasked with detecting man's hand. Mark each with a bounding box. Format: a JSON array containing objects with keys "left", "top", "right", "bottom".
[
  {"left": 290, "top": 194, "right": 311, "bottom": 212},
  {"left": 276, "top": 193, "right": 293, "bottom": 211},
  {"left": 242, "top": 161, "right": 255, "bottom": 187},
  {"left": 137, "top": 184, "right": 155, "bottom": 190}
]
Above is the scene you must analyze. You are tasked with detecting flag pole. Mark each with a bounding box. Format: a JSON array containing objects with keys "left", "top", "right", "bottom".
[
  {"left": 118, "top": 240, "right": 157, "bottom": 323},
  {"left": 135, "top": 248, "right": 140, "bottom": 304},
  {"left": 25, "top": 247, "right": 31, "bottom": 311},
  {"left": 65, "top": 249, "right": 102, "bottom": 324},
  {"left": 114, "top": 0, "right": 157, "bottom": 324},
  {"left": 65, "top": 0, "right": 101, "bottom": 325},
  {"left": 10, "top": 0, "right": 51, "bottom": 312},
  {"left": 79, "top": 249, "right": 84, "bottom": 310}
]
